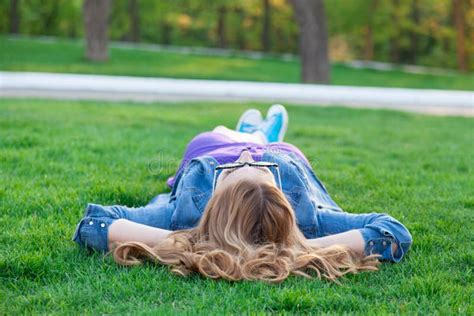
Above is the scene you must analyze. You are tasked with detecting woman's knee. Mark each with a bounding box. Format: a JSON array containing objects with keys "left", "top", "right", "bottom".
[{"left": 212, "top": 125, "right": 228, "bottom": 133}]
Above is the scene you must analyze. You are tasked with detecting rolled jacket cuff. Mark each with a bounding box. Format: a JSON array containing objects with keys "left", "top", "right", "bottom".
[
  {"left": 360, "top": 227, "right": 411, "bottom": 263},
  {"left": 72, "top": 204, "right": 118, "bottom": 252}
]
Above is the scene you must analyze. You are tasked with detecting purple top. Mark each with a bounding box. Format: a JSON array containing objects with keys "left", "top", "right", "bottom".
[{"left": 167, "top": 132, "right": 310, "bottom": 188}]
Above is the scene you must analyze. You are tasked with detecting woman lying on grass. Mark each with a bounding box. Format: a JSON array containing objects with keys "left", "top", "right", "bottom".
[{"left": 73, "top": 105, "right": 412, "bottom": 282}]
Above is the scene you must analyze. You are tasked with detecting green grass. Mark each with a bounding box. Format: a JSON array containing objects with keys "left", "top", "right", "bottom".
[
  {"left": 1, "top": 36, "right": 473, "bottom": 91},
  {"left": 1, "top": 99, "right": 473, "bottom": 314}
]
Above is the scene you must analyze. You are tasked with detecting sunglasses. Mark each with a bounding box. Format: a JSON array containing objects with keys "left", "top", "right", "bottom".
[{"left": 212, "top": 161, "right": 282, "bottom": 193}]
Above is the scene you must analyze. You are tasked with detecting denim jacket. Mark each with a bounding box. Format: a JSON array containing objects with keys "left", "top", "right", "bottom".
[{"left": 73, "top": 151, "right": 413, "bottom": 262}]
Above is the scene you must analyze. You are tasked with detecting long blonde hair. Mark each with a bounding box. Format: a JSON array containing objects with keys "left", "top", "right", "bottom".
[{"left": 113, "top": 179, "right": 380, "bottom": 283}]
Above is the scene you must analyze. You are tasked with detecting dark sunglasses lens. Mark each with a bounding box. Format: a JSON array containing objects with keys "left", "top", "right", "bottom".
[
  {"left": 216, "top": 163, "right": 239, "bottom": 170},
  {"left": 253, "top": 162, "right": 277, "bottom": 167}
]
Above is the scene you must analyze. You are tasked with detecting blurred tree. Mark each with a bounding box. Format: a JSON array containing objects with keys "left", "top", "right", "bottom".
[
  {"left": 1, "top": 0, "right": 472, "bottom": 71},
  {"left": 364, "top": 0, "right": 378, "bottom": 60},
  {"left": 409, "top": 0, "right": 420, "bottom": 64},
  {"left": 217, "top": 5, "right": 227, "bottom": 48},
  {"left": 234, "top": 6, "right": 247, "bottom": 50},
  {"left": 43, "top": 1, "right": 59, "bottom": 35},
  {"left": 467, "top": 0, "right": 474, "bottom": 69},
  {"left": 13, "top": 0, "right": 81, "bottom": 37},
  {"left": 127, "top": 0, "right": 140, "bottom": 42},
  {"left": 261, "top": 0, "right": 271, "bottom": 51},
  {"left": 110, "top": 0, "right": 129, "bottom": 41},
  {"left": 290, "top": 0, "right": 330, "bottom": 83},
  {"left": 453, "top": 0, "right": 467, "bottom": 71},
  {"left": 161, "top": 21, "right": 172, "bottom": 44},
  {"left": 9, "top": 0, "right": 20, "bottom": 34},
  {"left": 271, "top": 0, "right": 299, "bottom": 53},
  {"left": 83, "top": 0, "right": 112, "bottom": 61},
  {"left": 192, "top": 0, "right": 242, "bottom": 49},
  {"left": 63, "top": 1, "right": 83, "bottom": 38},
  {"left": 390, "top": 0, "right": 401, "bottom": 63}
]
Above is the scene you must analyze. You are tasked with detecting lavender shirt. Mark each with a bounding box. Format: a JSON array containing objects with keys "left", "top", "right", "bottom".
[{"left": 167, "top": 132, "right": 309, "bottom": 188}]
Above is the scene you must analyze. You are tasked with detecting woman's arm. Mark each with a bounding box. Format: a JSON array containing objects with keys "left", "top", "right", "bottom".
[
  {"left": 307, "top": 229, "right": 397, "bottom": 256},
  {"left": 108, "top": 219, "right": 172, "bottom": 250},
  {"left": 73, "top": 201, "right": 174, "bottom": 252},
  {"left": 312, "top": 209, "right": 411, "bottom": 262}
]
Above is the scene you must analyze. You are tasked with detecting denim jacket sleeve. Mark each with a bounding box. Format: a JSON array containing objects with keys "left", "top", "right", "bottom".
[
  {"left": 315, "top": 209, "right": 413, "bottom": 262},
  {"left": 72, "top": 193, "right": 174, "bottom": 252}
]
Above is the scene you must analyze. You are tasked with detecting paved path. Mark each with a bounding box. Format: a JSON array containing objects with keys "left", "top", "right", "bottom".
[{"left": 1, "top": 71, "right": 473, "bottom": 116}]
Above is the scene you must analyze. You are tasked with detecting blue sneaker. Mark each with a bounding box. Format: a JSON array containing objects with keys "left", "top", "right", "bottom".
[
  {"left": 258, "top": 104, "right": 288, "bottom": 143},
  {"left": 236, "top": 109, "right": 263, "bottom": 133}
]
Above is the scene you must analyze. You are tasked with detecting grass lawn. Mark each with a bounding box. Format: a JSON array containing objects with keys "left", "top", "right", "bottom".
[
  {"left": 1, "top": 36, "right": 473, "bottom": 91},
  {"left": 1, "top": 99, "right": 473, "bottom": 314}
]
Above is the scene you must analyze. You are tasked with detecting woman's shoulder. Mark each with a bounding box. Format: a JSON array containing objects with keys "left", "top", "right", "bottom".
[
  {"left": 262, "top": 147, "right": 308, "bottom": 166},
  {"left": 171, "top": 155, "right": 216, "bottom": 191}
]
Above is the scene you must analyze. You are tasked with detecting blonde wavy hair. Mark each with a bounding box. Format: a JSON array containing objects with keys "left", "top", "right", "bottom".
[{"left": 113, "top": 179, "right": 380, "bottom": 283}]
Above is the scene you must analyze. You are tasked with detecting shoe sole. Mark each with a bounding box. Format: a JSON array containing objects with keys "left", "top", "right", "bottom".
[
  {"left": 266, "top": 104, "right": 288, "bottom": 142},
  {"left": 236, "top": 109, "right": 263, "bottom": 131}
]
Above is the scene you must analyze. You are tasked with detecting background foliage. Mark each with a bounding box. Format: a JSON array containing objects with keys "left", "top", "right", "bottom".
[{"left": 1, "top": 0, "right": 472, "bottom": 70}]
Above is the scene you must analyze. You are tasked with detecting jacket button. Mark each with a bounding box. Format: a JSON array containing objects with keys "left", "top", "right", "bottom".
[
  {"left": 89, "top": 221, "right": 94, "bottom": 225},
  {"left": 100, "top": 223, "right": 106, "bottom": 228},
  {"left": 369, "top": 241, "right": 375, "bottom": 246},
  {"left": 382, "top": 241, "right": 387, "bottom": 246}
]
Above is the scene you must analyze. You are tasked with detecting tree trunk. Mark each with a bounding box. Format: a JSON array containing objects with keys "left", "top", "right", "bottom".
[
  {"left": 161, "top": 22, "right": 172, "bottom": 45},
  {"left": 409, "top": 0, "right": 420, "bottom": 64},
  {"left": 261, "top": 0, "right": 271, "bottom": 52},
  {"left": 390, "top": 0, "right": 401, "bottom": 63},
  {"left": 364, "top": 0, "right": 378, "bottom": 60},
  {"left": 235, "top": 8, "right": 246, "bottom": 50},
  {"left": 290, "top": 0, "right": 330, "bottom": 84},
  {"left": 127, "top": 0, "right": 140, "bottom": 42},
  {"left": 453, "top": 0, "right": 467, "bottom": 72},
  {"left": 9, "top": 0, "right": 20, "bottom": 34},
  {"left": 217, "top": 6, "right": 227, "bottom": 48},
  {"left": 364, "top": 26, "right": 374, "bottom": 60},
  {"left": 83, "top": 0, "right": 112, "bottom": 61}
]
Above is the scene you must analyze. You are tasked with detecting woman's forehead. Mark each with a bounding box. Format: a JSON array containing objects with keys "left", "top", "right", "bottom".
[{"left": 223, "top": 166, "right": 273, "bottom": 184}]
